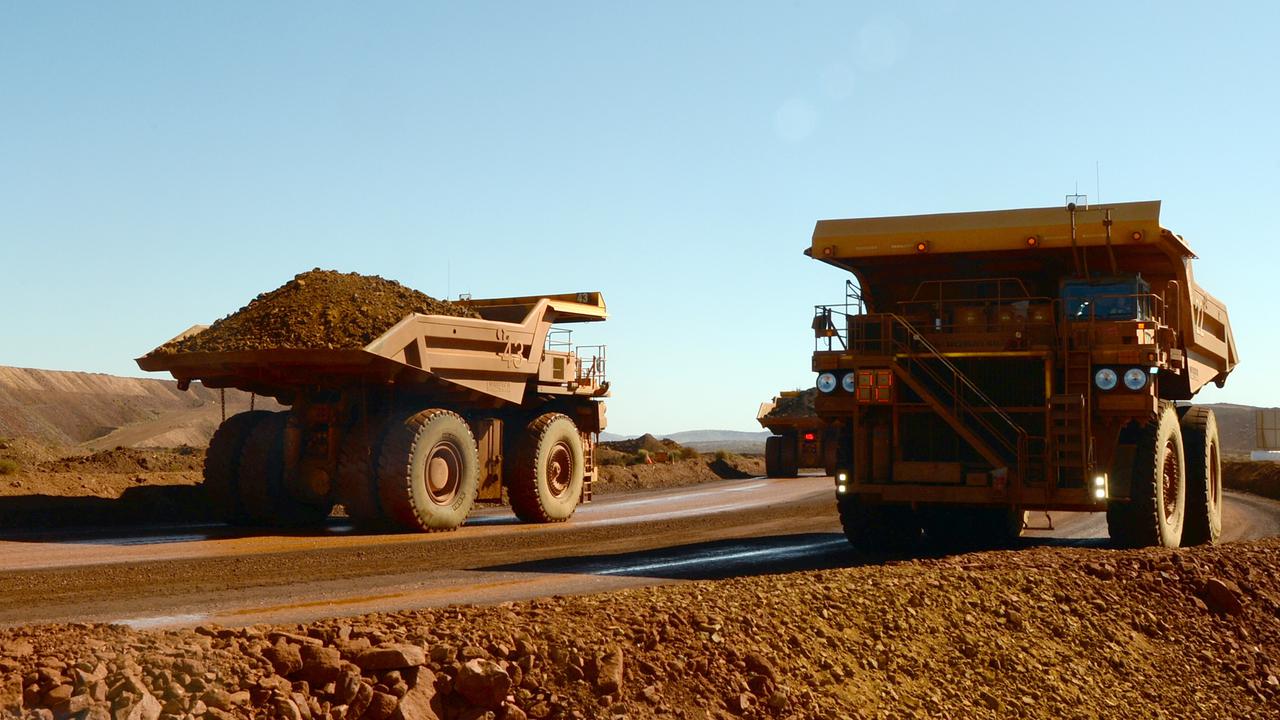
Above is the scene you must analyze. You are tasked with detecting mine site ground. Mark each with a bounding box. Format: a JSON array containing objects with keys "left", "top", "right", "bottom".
[{"left": 3, "top": 430, "right": 1280, "bottom": 719}]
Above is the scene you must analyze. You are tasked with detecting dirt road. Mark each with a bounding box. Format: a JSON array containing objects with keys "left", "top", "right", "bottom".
[{"left": 1, "top": 475, "right": 1276, "bottom": 629}]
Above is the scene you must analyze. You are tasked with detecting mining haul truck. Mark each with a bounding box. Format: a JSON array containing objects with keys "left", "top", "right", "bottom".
[
  {"left": 807, "top": 201, "right": 1237, "bottom": 550},
  {"left": 757, "top": 390, "right": 834, "bottom": 478},
  {"left": 138, "top": 293, "right": 608, "bottom": 532}
]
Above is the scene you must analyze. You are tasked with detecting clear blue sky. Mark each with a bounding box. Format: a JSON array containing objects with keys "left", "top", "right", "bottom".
[{"left": 2, "top": 2, "right": 1277, "bottom": 435}]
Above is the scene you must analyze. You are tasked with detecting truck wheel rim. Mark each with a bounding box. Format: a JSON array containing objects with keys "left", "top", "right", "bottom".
[
  {"left": 1161, "top": 439, "right": 1179, "bottom": 523},
  {"left": 426, "top": 442, "right": 462, "bottom": 505},
  {"left": 546, "top": 442, "right": 572, "bottom": 497}
]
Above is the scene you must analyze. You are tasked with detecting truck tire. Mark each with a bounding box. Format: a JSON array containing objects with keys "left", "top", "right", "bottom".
[
  {"left": 239, "top": 412, "right": 334, "bottom": 527},
  {"left": 1108, "top": 403, "right": 1185, "bottom": 548},
  {"left": 335, "top": 420, "right": 386, "bottom": 529},
  {"left": 777, "top": 434, "right": 799, "bottom": 478},
  {"left": 1181, "top": 406, "right": 1223, "bottom": 545},
  {"left": 837, "top": 494, "right": 919, "bottom": 553},
  {"left": 203, "top": 410, "right": 271, "bottom": 524},
  {"left": 764, "top": 436, "right": 782, "bottom": 478},
  {"left": 376, "top": 409, "right": 479, "bottom": 532},
  {"left": 823, "top": 439, "right": 838, "bottom": 477},
  {"left": 509, "top": 413, "right": 584, "bottom": 523}
]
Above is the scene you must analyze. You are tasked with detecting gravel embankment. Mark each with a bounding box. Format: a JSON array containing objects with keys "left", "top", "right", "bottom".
[{"left": 4, "top": 539, "right": 1280, "bottom": 719}]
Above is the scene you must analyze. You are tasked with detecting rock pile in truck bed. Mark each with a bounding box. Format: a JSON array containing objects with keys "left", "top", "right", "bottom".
[
  {"left": 6, "top": 538, "right": 1280, "bottom": 719},
  {"left": 763, "top": 389, "right": 816, "bottom": 419},
  {"left": 155, "top": 270, "right": 479, "bottom": 354}
]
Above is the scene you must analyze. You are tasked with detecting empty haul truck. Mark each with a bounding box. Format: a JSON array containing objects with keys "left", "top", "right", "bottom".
[{"left": 806, "top": 201, "right": 1237, "bottom": 550}]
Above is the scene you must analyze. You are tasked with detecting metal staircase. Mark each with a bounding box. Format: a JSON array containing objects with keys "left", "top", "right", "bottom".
[{"left": 864, "top": 314, "right": 1029, "bottom": 483}]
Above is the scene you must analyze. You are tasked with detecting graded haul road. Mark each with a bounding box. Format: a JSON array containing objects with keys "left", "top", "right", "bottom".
[
  {"left": 138, "top": 271, "right": 609, "bottom": 532},
  {"left": 807, "top": 200, "right": 1238, "bottom": 550}
]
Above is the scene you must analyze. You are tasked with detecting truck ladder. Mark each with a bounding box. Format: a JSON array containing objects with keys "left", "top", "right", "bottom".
[
  {"left": 581, "top": 434, "right": 595, "bottom": 502},
  {"left": 880, "top": 315, "right": 1029, "bottom": 484},
  {"left": 1049, "top": 348, "right": 1093, "bottom": 487}
]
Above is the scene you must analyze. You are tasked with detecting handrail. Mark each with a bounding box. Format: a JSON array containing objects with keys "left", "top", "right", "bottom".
[
  {"left": 575, "top": 344, "right": 607, "bottom": 386},
  {"left": 906, "top": 277, "right": 1035, "bottom": 303},
  {"left": 886, "top": 314, "right": 1027, "bottom": 462},
  {"left": 546, "top": 328, "right": 574, "bottom": 351}
]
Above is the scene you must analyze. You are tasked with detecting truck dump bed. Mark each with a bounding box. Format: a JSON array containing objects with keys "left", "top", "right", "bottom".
[
  {"left": 138, "top": 292, "right": 608, "bottom": 406},
  {"left": 809, "top": 201, "right": 1237, "bottom": 393}
]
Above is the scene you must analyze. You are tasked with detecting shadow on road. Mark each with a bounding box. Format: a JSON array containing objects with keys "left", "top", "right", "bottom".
[
  {"left": 481, "top": 532, "right": 865, "bottom": 581},
  {"left": 480, "top": 529, "right": 1121, "bottom": 583},
  {"left": 0, "top": 486, "right": 213, "bottom": 532}
]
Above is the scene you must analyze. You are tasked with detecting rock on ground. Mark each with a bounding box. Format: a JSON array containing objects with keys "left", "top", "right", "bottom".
[{"left": 4, "top": 539, "right": 1280, "bottom": 719}]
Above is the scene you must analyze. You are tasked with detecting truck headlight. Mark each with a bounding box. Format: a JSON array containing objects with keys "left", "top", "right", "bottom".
[
  {"left": 1094, "top": 368, "right": 1117, "bottom": 391},
  {"left": 840, "top": 372, "right": 857, "bottom": 392},
  {"left": 817, "top": 372, "right": 838, "bottom": 393},
  {"left": 1122, "top": 368, "right": 1148, "bottom": 391}
]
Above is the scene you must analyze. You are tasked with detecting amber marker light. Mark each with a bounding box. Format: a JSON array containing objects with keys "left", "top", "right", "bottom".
[
  {"left": 1026, "top": 235, "right": 1040, "bottom": 247},
  {"left": 1131, "top": 231, "right": 1144, "bottom": 241},
  {"left": 915, "top": 241, "right": 929, "bottom": 253},
  {"left": 822, "top": 246, "right": 834, "bottom": 257}
]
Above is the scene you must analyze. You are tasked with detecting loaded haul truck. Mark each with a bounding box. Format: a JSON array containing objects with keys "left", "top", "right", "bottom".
[
  {"left": 140, "top": 292, "right": 609, "bottom": 532},
  {"left": 757, "top": 389, "right": 834, "bottom": 478}
]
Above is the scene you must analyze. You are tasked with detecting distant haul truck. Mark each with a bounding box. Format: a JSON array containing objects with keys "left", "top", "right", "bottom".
[
  {"left": 139, "top": 293, "right": 609, "bottom": 532},
  {"left": 757, "top": 390, "right": 834, "bottom": 477},
  {"left": 806, "top": 201, "right": 1237, "bottom": 549}
]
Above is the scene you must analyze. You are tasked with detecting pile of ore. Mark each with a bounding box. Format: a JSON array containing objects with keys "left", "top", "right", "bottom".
[
  {"left": 155, "top": 270, "right": 478, "bottom": 354},
  {"left": 763, "top": 389, "right": 816, "bottom": 419}
]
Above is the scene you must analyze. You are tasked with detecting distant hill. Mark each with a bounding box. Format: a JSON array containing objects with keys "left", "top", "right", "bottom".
[
  {"left": 0, "top": 366, "right": 278, "bottom": 449},
  {"left": 599, "top": 429, "right": 770, "bottom": 454},
  {"left": 1204, "top": 403, "right": 1271, "bottom": 455},
  {"left": 661, "top": 429, "right": 772, "bottom": 444}
]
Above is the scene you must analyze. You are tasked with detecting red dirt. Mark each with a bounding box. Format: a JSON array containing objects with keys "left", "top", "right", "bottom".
[
  {"left": 1225, "top": 461, "right": 1280, "bottom": 501},
  {"left": 5, "top": 539, "right": 1280, "bottom": 719}
]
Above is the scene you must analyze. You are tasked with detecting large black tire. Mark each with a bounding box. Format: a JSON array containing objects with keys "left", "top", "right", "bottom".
[
  {"left": 1107, "top": 403, "right": 1185, "bottom": 548},
  {"left": 376, "top": 409, "right": 479, "bottom": 532},
  {"left": 837, "top": 494, "right": 919, "bottom": 553},
  {"left": 509, "top": 413, "right": 585, "bottom": 523},
  {"left": 822, "top": 439, "right": 839, "bottom": 477},
  {"left": 1181, "top": 406, "right": 1223, "bottom": 545},
  {"left": 335, "top": 419, "right": 387, "bottom": 529},
  {"left": 764, "top": 436, "right": 782, "bottom": 478},
  {"left": 920, "top": 506, "right": 1025, "bottom": 550},
  {"left": 238, "top": 412, "right": 334, "bottom": 527},
  {"left": 203, "top": 410, "right": 271, "bottom": 524},
  {"left": 777, "top": 434, "right": 799, "bottom": 478}
]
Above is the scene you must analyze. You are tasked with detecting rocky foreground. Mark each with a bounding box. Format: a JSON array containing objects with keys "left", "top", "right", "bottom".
[{"left": 3, "top": 539, "right": 1280, "bottom": 720}]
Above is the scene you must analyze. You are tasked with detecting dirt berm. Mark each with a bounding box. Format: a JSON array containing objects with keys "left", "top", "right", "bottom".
[
  {"left": 154, "top": 269, "right": 477, "bottom": 354},
  {"left": 5, "top": 539, "right": 1280, "bottom": 718}
]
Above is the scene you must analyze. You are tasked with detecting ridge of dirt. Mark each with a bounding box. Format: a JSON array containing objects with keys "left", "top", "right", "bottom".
[
  {"left": 600, "top": 434, "right": 685, "bottom": 456},
  {"left": 596, "top": 456, "right": 764, "bottom": 493},
  {"left": 154, "top": 269, "right": 478, "bottom": 354},
  {"left": 1225, "top": 461, "right": 1280, "bottom": 502},
  {"left": 0, "top": 367, "right": 271, "bottom": 448},
  {"left": 4, "top": 539, "right": 1280, "bottom": 719},
  {"left": 33, "top": 446, "right": 204, "bottom": 475}
]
